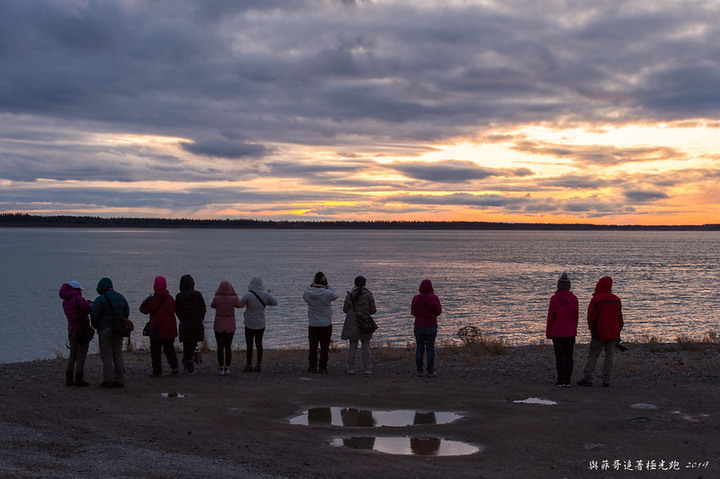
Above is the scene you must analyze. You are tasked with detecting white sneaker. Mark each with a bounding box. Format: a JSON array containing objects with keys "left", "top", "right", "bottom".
[
  {"left": 224, "top": 368, "right": 230, "bottom": 375},
  {"left": 217, "top": 368, "right": 225, "bottom": 376},
  {"left": 347, "top": 369, "right": 355, "bottom": 375}
]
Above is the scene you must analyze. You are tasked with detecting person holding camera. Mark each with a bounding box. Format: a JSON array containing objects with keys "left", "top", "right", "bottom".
[{"left": 577, "top": 276, "right": 624, "bottom": 387}]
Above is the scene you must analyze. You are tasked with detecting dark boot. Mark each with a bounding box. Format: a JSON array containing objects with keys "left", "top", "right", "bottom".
[
  {"left": 65, "top": 371, "right": 75, "bottom": 387},
  {"left": 75, "top": 372, "right": 90, "bottom": 387}
]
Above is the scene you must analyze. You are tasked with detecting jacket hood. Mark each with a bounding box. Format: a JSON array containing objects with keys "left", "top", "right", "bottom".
[
  {"left": 215, "top": 280, "right": 236, "bottom": 296},
  {"left": 179, "top": 274, "right": 195, "bottom": 291},
  {"left": 59, "top": 283, "right": 81, "bottom": 300},
  {"left": 248, "top": 276, "right": 264, "bottom": 291},
  {"left": 153, "top": 275, "right": 168, "bottom": 293},
  {"left": 594, "top": 276, "right": 613, "bottom": 294},
  {"left": 96, "top": 277, "right": 113, "bottom": 294},
  {"left": 419, "top": 279, "right": 434, "bottom": 294}
]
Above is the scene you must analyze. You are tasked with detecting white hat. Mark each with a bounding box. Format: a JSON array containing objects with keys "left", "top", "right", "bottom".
[{"left": 68, "top": 281, "right": 84, "bottom": 291}]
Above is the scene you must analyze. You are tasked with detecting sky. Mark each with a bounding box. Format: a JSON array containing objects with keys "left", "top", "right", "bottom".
[{"left": 1, "top": 0, "right": 720, "bottom": 225}]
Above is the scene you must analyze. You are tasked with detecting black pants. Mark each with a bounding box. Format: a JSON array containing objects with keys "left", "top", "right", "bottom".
[
  {"left": 245, "top": 327, "right": 265, "bottom": 365},
  {"left": 215, "top": 331, "right": 234, "bottom": 367},
  {"left": 182, "top": 341, "right": 198, "bottom": 372},
  {"left": 552, "top": 337, "right": 575, "bottom": 385},
  {"left": 150, "top": 338, "right": 178, "bottom": 375},
  {"left": 308, "top": 325, "right": 332, "bottom": 370}
]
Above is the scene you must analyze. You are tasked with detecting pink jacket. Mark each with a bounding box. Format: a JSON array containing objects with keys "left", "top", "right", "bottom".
[
  {"left": 546, "top": 290, "right": 579, "bottom": 338},
  {"left": 59, "top": 283, "right": 92, "bottom": 333},
  {"left": 211, "top": 281, "right": 241, "bottom": 333},
  {"left": 411, "top": 279, "right": 442, "bottom": 327}
]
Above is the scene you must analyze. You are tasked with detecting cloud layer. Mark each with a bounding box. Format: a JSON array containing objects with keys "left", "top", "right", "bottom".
[{"left": 1, "top": 0, "right": 720, "bottom": 223}]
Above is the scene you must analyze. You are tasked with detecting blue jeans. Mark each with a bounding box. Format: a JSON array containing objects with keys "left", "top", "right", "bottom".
[{"left": 414, "top": 325, "right": 437, "bottom": 373}]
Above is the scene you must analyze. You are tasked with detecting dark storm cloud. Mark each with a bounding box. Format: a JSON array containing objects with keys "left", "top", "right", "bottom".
[
  {"left": 180, "top": 140, "right": 272, "bottom": 159},
  {"left": 623, "top": 189, "right": 670, "bottom": 203},
  {"left": 386, "top": 160, "right": 533, "bottom": 183}
]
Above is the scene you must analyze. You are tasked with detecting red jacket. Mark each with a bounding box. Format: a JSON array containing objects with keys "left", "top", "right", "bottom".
[
  {"left": 587, "top": 276, "right": 623, "bottom": 340},
  {"left": 546, "top": 289, "right": 579, "bottom": 338},
  {"left": 140, "top": 276, "right": 177, "bottom": 339},
  {"left": 411, "top": 279, "right": 442, "bottom": 327}
]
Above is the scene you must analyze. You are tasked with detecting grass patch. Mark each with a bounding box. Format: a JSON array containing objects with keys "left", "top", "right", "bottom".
[
  {"left": 677, "top": 330, "right": 720, "bottom": 352},
  {"left": 453, "top": 325, "right": 509, "bottom": 356}
]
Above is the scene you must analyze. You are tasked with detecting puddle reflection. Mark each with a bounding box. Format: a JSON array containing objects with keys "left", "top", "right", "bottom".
[
  {"left": 330, "top": 436, "right": 482, "bottom": 456},
  {"left": 290, "top": 407, "right": 462, "bottom": 427}
]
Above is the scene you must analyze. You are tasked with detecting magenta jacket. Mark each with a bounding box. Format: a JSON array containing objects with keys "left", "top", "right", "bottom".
[
  {"left": 546, "top": 289, "right": 579, "bottom": 338},
  {"left": 59, "top": 283, "right": 92, "bottom": 333},
  {"left": 211, "top": 281, "right": 241, "bottom": 333},
  {"left": 139, "top": 276, "right": 177, "bottom": 340},
  {"left": 411, "top": 279, "right": 442, "bottom": 327}
]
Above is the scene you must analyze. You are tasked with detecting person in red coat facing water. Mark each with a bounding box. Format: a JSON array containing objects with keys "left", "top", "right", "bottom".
[
  {"left": 577, "top": 276, "right": 624, "bottom": 387},
  {"left": 140, "top": 276, "right": 178, "bottom": 377},
  {"left": 546, "top": 272, "right": 579, "bottom": 387},
  {"left": 411, "top": 279, "right": 442, "bottom": 377}
]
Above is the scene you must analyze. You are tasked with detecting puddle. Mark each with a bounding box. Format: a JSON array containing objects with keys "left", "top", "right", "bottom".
[
  {"left": 629, "top": 416, "right": 652, "bottom": 424},
  {"left": 330, "top": 436, "right": 482, "bottom": 456},
  {"left": 630, "top": 403, "right": 658, "bottom": 410},
  {"left": 161, "top": 392, "right": 186, "bottom": 398},
  {"left": 513, "top": 397, "right": 557, "bottom": 406},
  {"left": 289, "top": 407, "right": 462, "bottom": 427}
]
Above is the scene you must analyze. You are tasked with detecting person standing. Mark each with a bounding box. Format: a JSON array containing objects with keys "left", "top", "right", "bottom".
[
  {"left": 546, "top": 272, "right": 579, "bottom": 387},
  {"left": 239, "top": 276, "right": 278, "bottom": 373},
  {"left": 175, "top": 274, "right": 206, "bottom": 375},
  {"left": 577, "top": 276, "right": 624, "bottom": 387},
  {"left": 59, "top": 281, "right": 93, "bottom": 387},
  {"left": 303, "top": 272, "right": 339, "bottom": 374},
  {"left": 211, "top": 280, "right": 241, "bottom": 375},
  {"left": 140, "top": 276, "right": 178, "bottom": 377},
  {"left": 341, "top": 276, "right": 377, "bottom": 376},
  {"left": 91, "top": 277, "right": 129, "bottom": 388},
  {"left": 411, "top": 279, "right": 442, "bottom": 377}
]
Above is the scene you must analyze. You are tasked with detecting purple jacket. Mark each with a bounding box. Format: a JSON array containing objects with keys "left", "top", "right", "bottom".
[
  {"left": 411, "top": 279, "right": 442, "bottom": 327},
  {"left": 59, "top": 283, "right": 92, "bottom": 333},
  {"left": 546, "top": 289, "right": 579, "bottom": 338}
]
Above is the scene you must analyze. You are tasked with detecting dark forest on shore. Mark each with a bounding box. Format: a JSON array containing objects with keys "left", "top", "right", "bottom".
[{"left": 1, "top": 213, "right": 719, "bottom": 231}]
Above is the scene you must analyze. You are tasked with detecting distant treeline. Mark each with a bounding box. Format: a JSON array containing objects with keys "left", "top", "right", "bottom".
[{"left": 1, "top": 213, "right": 719, "bottom": 231}]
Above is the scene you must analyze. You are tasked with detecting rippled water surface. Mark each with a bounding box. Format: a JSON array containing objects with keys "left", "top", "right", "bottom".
[{"left": 1, "top": 228, "right": 719, "bottom": 363}]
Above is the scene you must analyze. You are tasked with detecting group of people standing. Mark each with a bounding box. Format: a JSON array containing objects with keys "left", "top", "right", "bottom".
[
  {"left": 60, "top": 270, "right": 621, "bottom": 388},
  {"left": 546, "top": 274, "right": 624, "bottom": 387}
]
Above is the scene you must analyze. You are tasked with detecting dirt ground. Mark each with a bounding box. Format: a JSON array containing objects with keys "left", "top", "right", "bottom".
[{"left": 0, "top": 343, "right": 718, "bottom": 478}]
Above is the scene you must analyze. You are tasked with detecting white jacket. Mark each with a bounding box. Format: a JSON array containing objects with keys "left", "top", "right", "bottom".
[
  {"left": 303, "top": 283, "right": 340, "bottom": 327},
  {"left": 239, "top": 276, "right": 278, "bottom": 330}
]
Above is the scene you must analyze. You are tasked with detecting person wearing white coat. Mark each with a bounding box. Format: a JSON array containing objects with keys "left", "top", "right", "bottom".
[
  {"left": 303, "top": 272, "right": 339, "bottom": 374},
  {"left": 239, "top": 276, "right": 277, "bottom": 372}
]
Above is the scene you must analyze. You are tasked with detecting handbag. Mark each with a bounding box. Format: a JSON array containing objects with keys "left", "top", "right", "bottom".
[
  {"left": 141, "top": 296, "right": 167, "bottom": 337},
  {"left": 350, "top": 290, "right": 378, "bottom": 334},
  {"left": 104, "top": 293, "right": 134, "bottom": 337}
]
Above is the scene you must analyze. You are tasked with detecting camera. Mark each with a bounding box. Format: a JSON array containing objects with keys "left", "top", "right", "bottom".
[{"left": 616, "top": 340, "right": 628, "bottom": 352}]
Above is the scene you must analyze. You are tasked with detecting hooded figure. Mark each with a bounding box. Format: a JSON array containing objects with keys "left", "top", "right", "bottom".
[
  {"left": 303, "top": 272, "right": 340, "bottom": 373},
  {"left": 211, "top": 280, "right": 242, "bottom": 375},
  {"left": 578, "top": 276, "right": 624, "bottom": 388},
  {"left": 91, "top": 277, "right": 129, "bottom": 388},
  {"left": 175, "top": 274, "right": 206, "bottom": 374},
  {"left": 140, "top": 276, "right": 178, "bottom": 376},
  {"left": 239, "top": 276, "right": 278, "bottom": 372},
  {"left": 411, "top": 279, "right": 442, "bottom": 377},
  {"left": 59, "top": 281, "right": 93, "bottom": 386}
]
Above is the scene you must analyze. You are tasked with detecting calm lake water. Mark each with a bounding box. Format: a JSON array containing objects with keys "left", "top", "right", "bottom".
[{"left": 1, "top": 228, "right": 719, "bottom": 364}]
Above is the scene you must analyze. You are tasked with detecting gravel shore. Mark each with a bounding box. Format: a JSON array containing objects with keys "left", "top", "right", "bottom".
[{"left": 1, "top": 342, "right": 719, "bottom": 478}]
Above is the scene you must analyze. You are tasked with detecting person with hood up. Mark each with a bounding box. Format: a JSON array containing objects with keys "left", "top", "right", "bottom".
[
  {"left": 303, "top": 272, "right": 340, "bottom": 374},
  {"left": 211, "top": 281, "right": 241, "bottom": 375},
  {"left": 411, "top": 279, "right": 442, "bottom": 377},
  {"left": 175, "top": 274, "right": 206, "bottom": 375},
  {"left": 91, "top": 277, "right": 130, "bottom": 388},
  {"left": 239, "top": 276, "right": 278, "bottom": 372},
  {"left": 341, "top": 276, "right": 377, "bottom": 375},
  {"left": 546, "top": 272, "right": 579, "bottom": 387},
  {"left": 59, "top": 281, "right": 93, "bottom": 387},
  {"left": 140, "top": 276, "right": 178, "bottom": 377},
  {"left": 577, "top": 276, "right": 624, "bottom": 387}
]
